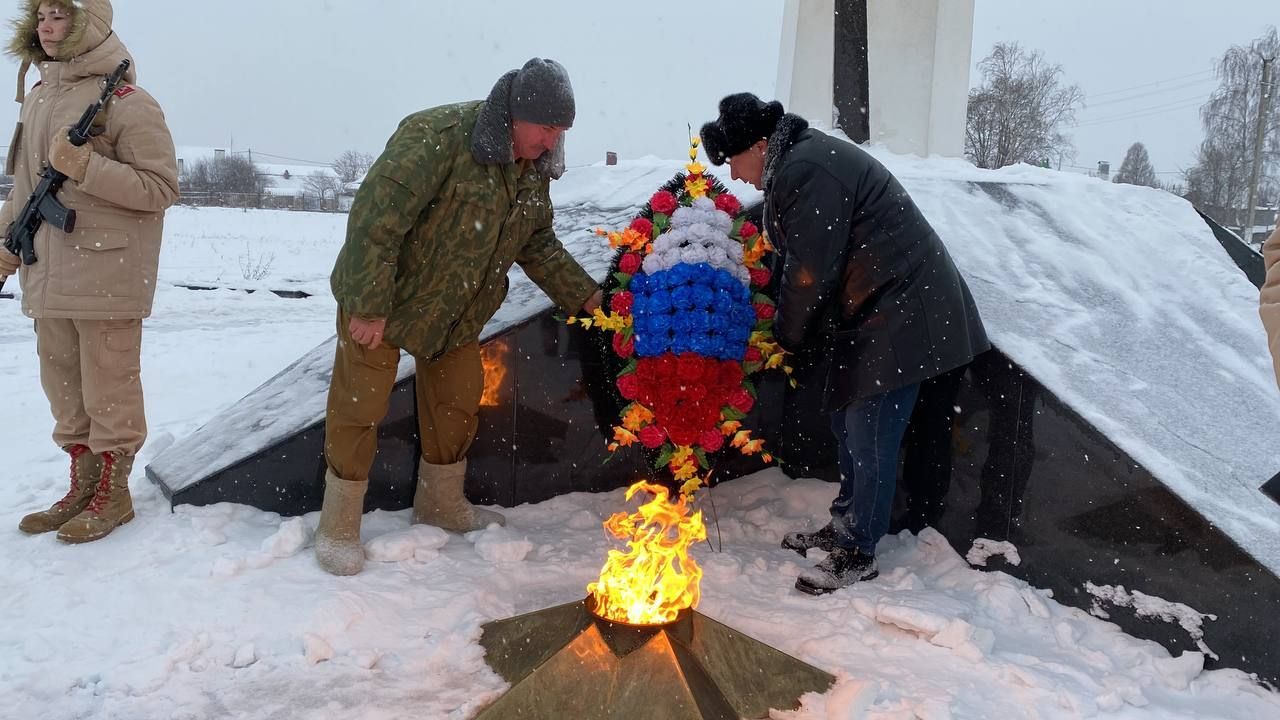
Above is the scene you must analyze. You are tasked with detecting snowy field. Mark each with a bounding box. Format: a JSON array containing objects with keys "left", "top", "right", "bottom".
[{"left": 2, "top": 158, "right": 1280, "bottom": 719}]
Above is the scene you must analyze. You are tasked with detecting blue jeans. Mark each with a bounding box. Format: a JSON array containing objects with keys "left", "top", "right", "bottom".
[{"left": 829, "top": 383, "right": 921, "bottom": 554}]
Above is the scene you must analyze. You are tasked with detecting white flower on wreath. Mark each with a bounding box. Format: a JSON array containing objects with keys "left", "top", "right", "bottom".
[
  {"left": 670, "top": 197, "right": 732, "bottom": 234},
  {"left": 639, "top": 197, "right": 750, "bottom": 285}
]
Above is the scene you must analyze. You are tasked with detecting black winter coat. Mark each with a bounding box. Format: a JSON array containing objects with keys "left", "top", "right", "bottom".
[{"left": 763, "top": 115, "right": 989, "bottom": 410}]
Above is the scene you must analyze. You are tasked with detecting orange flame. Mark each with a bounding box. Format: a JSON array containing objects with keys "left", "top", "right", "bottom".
[
  {"left": 479, "top": 339, "right": 509, "bottom": 407},
  {"left": 587, "top": 481, "right": 706, "bottom": 625}
]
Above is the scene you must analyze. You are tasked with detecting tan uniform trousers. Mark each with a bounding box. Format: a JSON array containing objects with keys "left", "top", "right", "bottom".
[
  {"left": 324, "top": 309, "right": 483, "bottom": 483},
  {"left": 35, "top": 317, "right": 146, "bottom": 456}
]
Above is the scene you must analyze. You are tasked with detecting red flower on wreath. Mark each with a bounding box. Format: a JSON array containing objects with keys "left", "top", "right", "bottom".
[
  {"left": 610, "top": 291, "right": 634, "bottom": 315},
  {"left": 701, "top": 361, "right": 722, "bottom": 387},
  {"left": 650, "top": 190, "right": 678, "bottom": 215},
  {"left": 612, "top": 332, "right": 635, "bottom": 359},
  {"left": 651, "top": 355, "right": 678, "bottom": 382},
  {"left": 616, "top": 373, "right": 641, "bottom": 400},
  {"left": 744, "top": 346, "right": 763, "bottom": 363},
  {"left": 667, "top": 424, "right": 699, "bottom": 448},
  {"left": 630, "top": 217, "right": 653, "bottom": 237},
  {"left": 638, "top": 425, "right": 666, "bottom": 449},
  {"left": 740, "top": 220, "right": 759, "bottom": 239},
  {"left": 749, "top": 266, "right": 771, "bottom": 288},
  {"left": 676, "top": 353, "right": 705, "bottom": 383},
  {"left": 754, "top": 303, "right": 775, "bottom": 320},
  {"left": 718, "top": 361, "right": 744, "bottom": 388},
  {"left": 714, "top": 193, "right": 742, "bottom": 217},
  {"left": 619, "top": 252, "right": 643, "bottom": 275},
  {"left": 698, "top": 429, "right": 725, "bottom": 453},
  {"left": 727, "top": 388, "right": 755, "bottom": 414}
]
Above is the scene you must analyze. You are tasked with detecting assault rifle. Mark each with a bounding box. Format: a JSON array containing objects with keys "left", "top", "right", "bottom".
[{"left": 1, "top": 59, "right": 131, "bottom": 292}]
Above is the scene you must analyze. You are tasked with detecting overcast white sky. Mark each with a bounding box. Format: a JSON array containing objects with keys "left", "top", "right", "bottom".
[
  {"left": 0, "top": 0, "right": 785, "bottom": 170},
  {"left": 0, "top": 1, "right": 1273, "bottom": 178}
]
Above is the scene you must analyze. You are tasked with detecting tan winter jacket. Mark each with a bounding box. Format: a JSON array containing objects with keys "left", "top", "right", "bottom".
[
  {"left": 1262, "top": 225, "right": 1280, "bottom": 389},
  {"left": 1, "top": 0, "right": 179, "bottom": 319}
]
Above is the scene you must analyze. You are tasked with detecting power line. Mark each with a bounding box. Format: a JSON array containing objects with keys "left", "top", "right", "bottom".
[
  {"left": 1073, "top": 101, "right": 1204, "bottom": 127},
  {"left": 1078, "top": 93, "right": 1211, "bottom": 120},
  {"left": 1066, "top": 163, "right": 1187, "bottom": 177},
  {"left": 1084, "top": 77, "right": 1215, "bottom": 109},
  {"left": 231, "top": 149, "right": 332, "bottom": 166},
  {"left": 1089, "top": 69, "right": 1216, "bottom": 99},
  {"left": 1073, "top": 97, "right": 1207, "bottom": 127}
]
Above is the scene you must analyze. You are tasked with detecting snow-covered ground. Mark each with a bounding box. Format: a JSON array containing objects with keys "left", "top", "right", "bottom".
[{"left": 3, "top": 155, "right": 1280, "bottom": 719}]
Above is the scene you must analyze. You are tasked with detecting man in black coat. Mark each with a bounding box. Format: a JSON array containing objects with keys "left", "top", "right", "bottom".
[{"left": 701, "top": 93, "right": 989, "bottom": 594}]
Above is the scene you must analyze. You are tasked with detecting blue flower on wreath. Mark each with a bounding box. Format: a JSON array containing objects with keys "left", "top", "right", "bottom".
[
  {"left": 630, "top": 261, "right": 757, "bottom": 360},
  {"left": 671, "top": 285, "right": 696, "bottom": 311},
  {"left": 630, "top": 272, "right": 650, "bottom": 295}
]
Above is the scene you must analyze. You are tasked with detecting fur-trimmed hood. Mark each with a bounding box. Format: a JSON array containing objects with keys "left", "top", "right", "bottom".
[
  {"left": 470, "top": 69, "right": 567, "bottom": 179},
  {"left": 762, "top": 113, "right": 810, "bottom": 190},
  {"left": 7, "top": 0, "right": 133, "bottom": 102}
]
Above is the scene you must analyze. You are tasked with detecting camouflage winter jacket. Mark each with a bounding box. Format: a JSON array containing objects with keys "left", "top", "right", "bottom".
[{"left": 330, "top": 101, "right": 596, "bottom": 360}]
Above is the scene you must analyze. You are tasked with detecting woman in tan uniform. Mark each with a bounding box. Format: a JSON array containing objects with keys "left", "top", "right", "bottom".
[
  {"left": 0, "top": 0, "right": 179, "bottom": 543},
  {"left": 1263, "top": 226, "right": 1280, "bottom": 389}
]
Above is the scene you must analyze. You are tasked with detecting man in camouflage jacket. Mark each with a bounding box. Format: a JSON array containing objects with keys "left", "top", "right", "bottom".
[{"left": 316, "top": 58, "right": 602, "bottom": 575}]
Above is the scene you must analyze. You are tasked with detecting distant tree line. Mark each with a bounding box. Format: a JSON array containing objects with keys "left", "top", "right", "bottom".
[
  {"left": 177, "top": 149, "right": 375, "bottom": 211},
  {"left": 965, "top": 27, "right": 1280, "bottom": 243},
  {"left": 181, "top": 154, "right": 270, "bottom": 197},
  {"left": 1184, "top": 27, "right": 1279, "bottom": 239}
]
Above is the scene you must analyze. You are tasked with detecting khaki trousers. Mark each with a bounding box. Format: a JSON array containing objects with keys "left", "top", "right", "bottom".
[
  {"left": 35, "top": 317, "right": 146, "bottom": 456},
  {"left": 324, "top": 309, "right": 483, "bottom": 483}
]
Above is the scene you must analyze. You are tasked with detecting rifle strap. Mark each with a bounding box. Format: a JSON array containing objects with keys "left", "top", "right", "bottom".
[
  {"left": 14, "top": 59, "right": 30, "bottom": 104},
  {"left": 4, "top": 121, "right": 20, "bottom": 176}
]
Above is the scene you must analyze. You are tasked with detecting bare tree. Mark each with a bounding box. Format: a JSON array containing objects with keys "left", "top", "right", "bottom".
[
  {"left": 1113, "top": 142, "right": 1159, "bottom": 187},
  {"left": 303, "top": 171, "right": 344, "bottom": 211},
  {"left": 965, "top": 42, "right": 1085, "bottom": 169},
  {"left": 331, "top": 150, "right": 374, "bottom": 185},
  {"left": 181, "top": 154, "right": 270, "bottom": 196},
  {"left": 1185, "top": 27, "right": 1279, "bottom": 237}
]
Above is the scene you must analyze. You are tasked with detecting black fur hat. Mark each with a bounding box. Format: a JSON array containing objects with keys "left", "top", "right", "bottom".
[{"left": 700, "top": 93, "right": 785, "bottom": 165}]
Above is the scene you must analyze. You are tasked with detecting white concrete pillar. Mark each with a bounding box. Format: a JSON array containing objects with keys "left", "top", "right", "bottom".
[
  {"left": 866, "top": 0, "right": 973, "bottom": 157},
  {"left": 775, "top": 0, "right": 973, "bottom": 157},
  {"left": 776, "top": 0, "right": 836, "bottom": 129}
]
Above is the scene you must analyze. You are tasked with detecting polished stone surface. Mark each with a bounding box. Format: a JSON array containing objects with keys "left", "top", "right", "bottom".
[
  {"left": 475, "top": 599, "right": 833, "bottom": 719},
  {"left": 1197, "top": 210, "right": 1265, "bottom": 288},
  {"left": 897, "top": 350, "right": 1280, "bottom": 684},
  {"left": 833, "top": 0, "right": 871, "bottom": 143},
  {"left": 1265, "top": 472, "right": 1280, "bottom": 504}
]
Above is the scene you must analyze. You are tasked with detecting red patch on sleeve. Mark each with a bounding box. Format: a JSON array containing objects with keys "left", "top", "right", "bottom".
[{"left": 113, "top": 85, "right": 136, "bottom": 99}]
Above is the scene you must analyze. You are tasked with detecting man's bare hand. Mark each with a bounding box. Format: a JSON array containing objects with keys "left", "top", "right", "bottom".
[
  {"left": 582, "top": 288, "right": 604, "bottom": 314},
  {"left": 348, "top": 316, "right": 387, "bottom": 349}
]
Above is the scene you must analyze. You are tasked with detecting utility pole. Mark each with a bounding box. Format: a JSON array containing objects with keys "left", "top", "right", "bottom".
[{"left": 1244, "top": 56, "right": 1273, "bottom": 248}]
